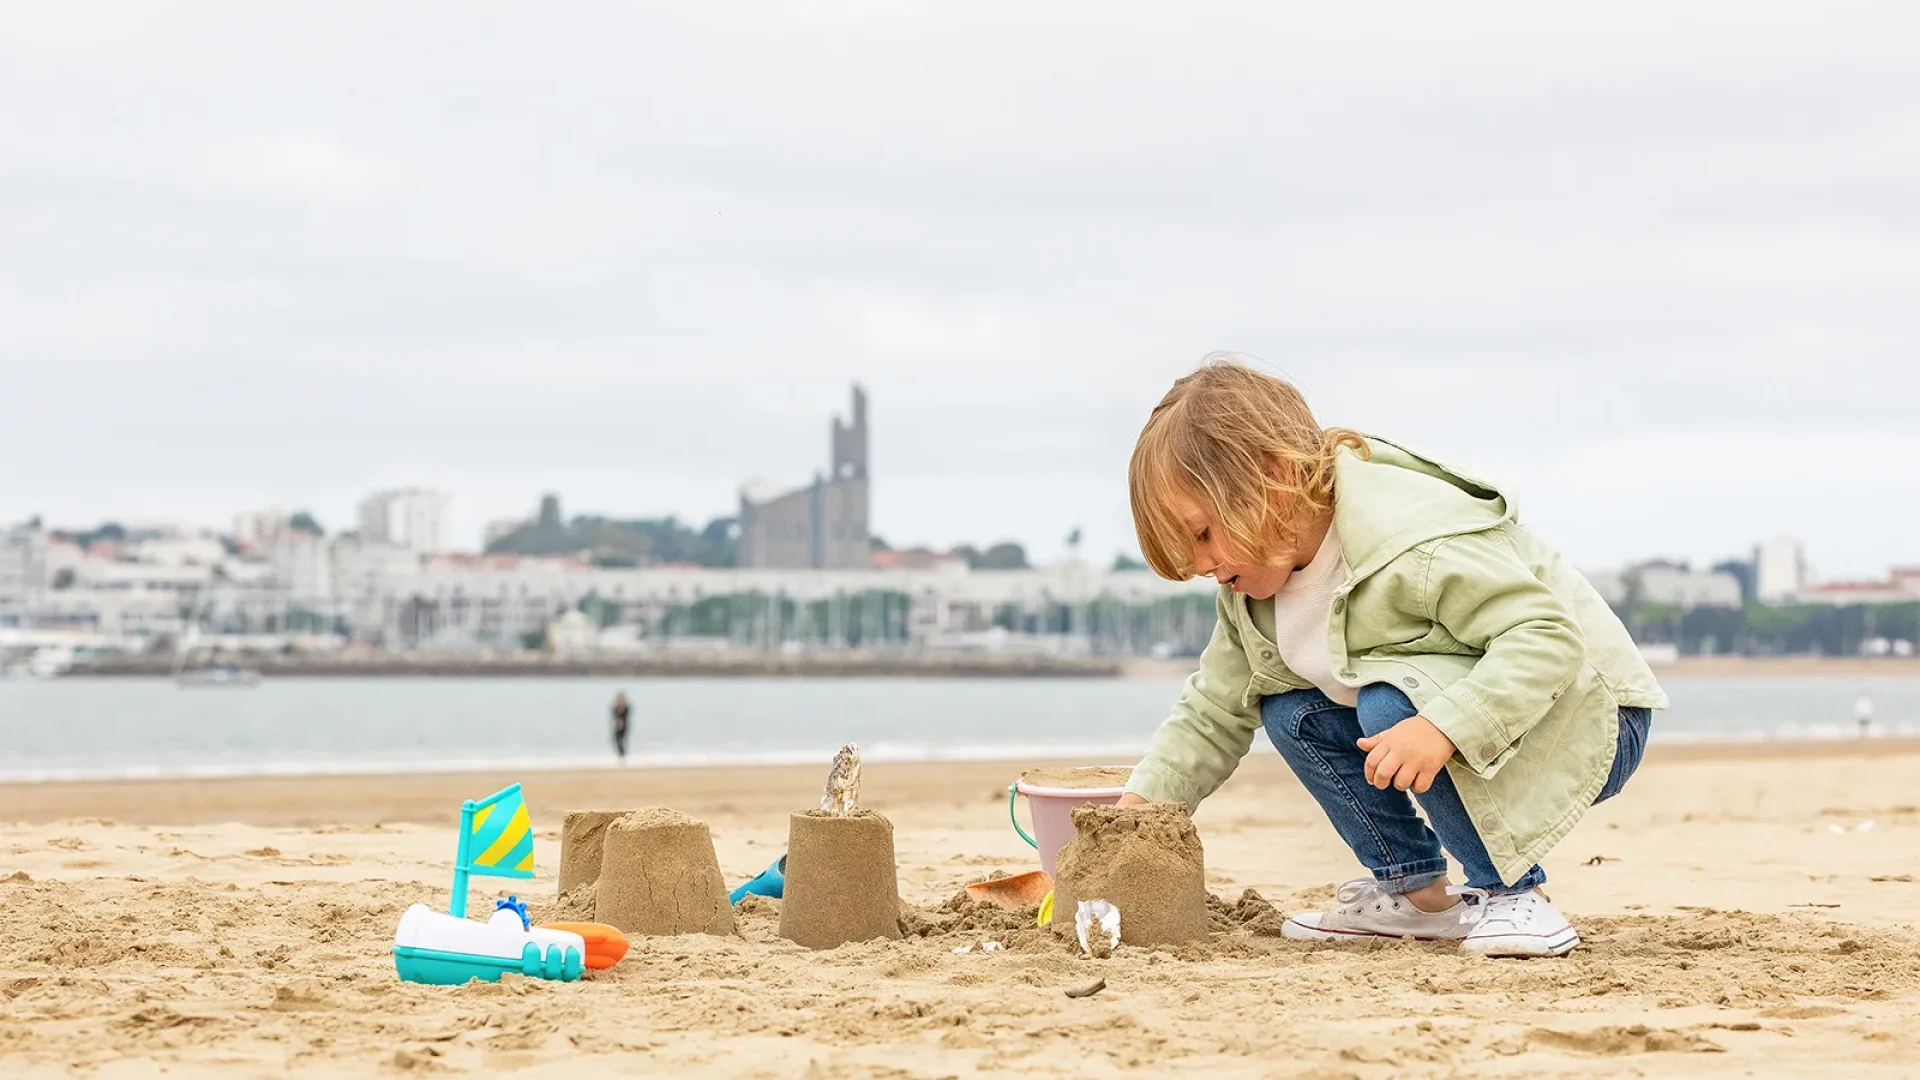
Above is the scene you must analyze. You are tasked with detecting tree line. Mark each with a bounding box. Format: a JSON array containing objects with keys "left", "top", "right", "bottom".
[{"left": 1619, "top": 600, "right": 1920, "bottom": 657}]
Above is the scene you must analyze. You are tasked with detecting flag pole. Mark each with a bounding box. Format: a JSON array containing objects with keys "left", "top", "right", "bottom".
[{"left": 450, "top": 798, "right": 475, "bottom": 918}]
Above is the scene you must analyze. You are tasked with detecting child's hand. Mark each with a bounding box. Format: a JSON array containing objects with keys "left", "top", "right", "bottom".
[
  {"left": 1357, "top": 716, "right": 1456, "bottom": 793},
  {"left": 1116, "top": 792, "right": 1150, "bottom": 807}
]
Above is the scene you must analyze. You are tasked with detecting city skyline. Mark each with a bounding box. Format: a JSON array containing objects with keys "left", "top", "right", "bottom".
[
  {"left": 0, "top": 493, "right": 1895, "bottom": 595},
  {"left": 5, "top": 5, "right": 1918, "bottom": 577}
]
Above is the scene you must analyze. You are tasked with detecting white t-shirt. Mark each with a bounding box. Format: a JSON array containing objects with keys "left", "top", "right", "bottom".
[{"left": 1250, "top": 523, "right": 1355, "bottom": 706}]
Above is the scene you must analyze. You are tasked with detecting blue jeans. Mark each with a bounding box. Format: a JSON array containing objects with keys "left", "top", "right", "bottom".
[{"left": 1260, "top": 685, "right": 1650, "bottom": 894}]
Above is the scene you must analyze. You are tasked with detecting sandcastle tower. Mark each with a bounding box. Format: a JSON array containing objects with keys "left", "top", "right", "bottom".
[
  {"left": 593, "top": 808, "right": 735, "bottom": 938},
  {"left": 777, "top": 809, "right": 903, "bottom": 949},
  {"left": 776, "top": 743, "right": 902, "bottom": 948},
  {"left": 558, "top": 809, "right": 628, "bottom": 896},
  {"left": 1050, "top": 804, "right": 1211, "bottom": 946}
]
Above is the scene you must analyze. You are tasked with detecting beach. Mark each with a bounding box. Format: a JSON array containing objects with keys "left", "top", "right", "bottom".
[{"left": 4, "top": 743, "right": 1920, "bottom": 1077}]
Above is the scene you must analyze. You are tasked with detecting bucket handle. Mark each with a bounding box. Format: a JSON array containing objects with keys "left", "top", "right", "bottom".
[{"left": 1007, "top": 783, "right": 1037, "bottom": 848}]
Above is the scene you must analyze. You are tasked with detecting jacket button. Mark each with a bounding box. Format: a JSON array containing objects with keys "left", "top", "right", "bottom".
[
  {"left": 1403, "top": 677, "right": 1419, "bottom": 689},
  {"left": 1332, "top": 598, "right": 1345, "bottom": 614},
  {"left": 1479, "top": 743, "right": 1497, "bottom": 760},
  {"left": 1260, "top": 650, "right": 1273, "bottom": 661},
  {"left": 1340, "top": 670, "right": 1357, "bottom": 681}
]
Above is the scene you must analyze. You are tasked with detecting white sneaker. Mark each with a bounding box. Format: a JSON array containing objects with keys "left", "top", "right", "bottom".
[
  {"left": 1282, "top": 878, "right": 1487, "bottom": 943},
  {"left": 1462, "top": 889, "right": 1579, "bottom": 957}
]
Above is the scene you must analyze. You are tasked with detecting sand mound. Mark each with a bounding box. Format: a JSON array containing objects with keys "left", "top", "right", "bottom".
[
  {"left": 1208, "top": 888, "right": 1290, "bottom": 936},
  {"left": 897, "top": 889, "right": 1044, "bottom": 941},
  {"left": 534, "top": 882, "right": 597, "bottom": 924},
  {"left": 1051, "top": 803, "right": 1210, "bottom": 946},
  {"left": 558, "top": 809, "right": 630, "bottom": 895},
  {"left": 779, "top": 810, "right": 902, "bottom": 950},
  {"left": 593, "top": 808, "right": 734, "bottom": 938}
]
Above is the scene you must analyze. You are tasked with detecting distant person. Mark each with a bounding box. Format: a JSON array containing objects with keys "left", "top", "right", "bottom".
[
  {"left": 1856, "top": 695, "right": 1874, "bottom": 739},
  {"left": 611, "top": 691, "right": 631, "bottom": 762},
  {"left": 1116, "top": 359, "right": 1666, "bottom": 958}
]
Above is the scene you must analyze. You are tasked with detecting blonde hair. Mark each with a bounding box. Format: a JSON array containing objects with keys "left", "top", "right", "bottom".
[{"left": 1130, "top": 356, "right": 1368, "bottom": 581}]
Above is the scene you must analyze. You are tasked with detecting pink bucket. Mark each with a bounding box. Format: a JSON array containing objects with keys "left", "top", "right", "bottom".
[{"left": 1010, "top": 767, "right": 1132, "bottom": 878}]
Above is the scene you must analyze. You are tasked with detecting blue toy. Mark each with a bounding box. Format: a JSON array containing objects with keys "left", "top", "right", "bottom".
[{"left": 729, "top": 854, "right": 786, "bottom": 904}]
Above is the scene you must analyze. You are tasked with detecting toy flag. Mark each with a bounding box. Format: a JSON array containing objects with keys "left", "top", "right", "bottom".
[{"left": 449, "top": 783, "right": 534, "bottom": 917}]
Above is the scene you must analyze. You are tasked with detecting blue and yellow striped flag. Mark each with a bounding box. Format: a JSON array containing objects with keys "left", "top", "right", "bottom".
[{"left": 449, "top": 783, "right": 533, "bottom": 917}]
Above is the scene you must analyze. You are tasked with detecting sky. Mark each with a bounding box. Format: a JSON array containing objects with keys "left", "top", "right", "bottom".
[{"left": 3, "top": 2, "right": 1917, "bottom": 579}]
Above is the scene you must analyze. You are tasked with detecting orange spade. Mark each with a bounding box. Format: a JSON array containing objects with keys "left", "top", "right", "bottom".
[{"left": 964, "top": 870, "right": 1054, "bottom": 910}]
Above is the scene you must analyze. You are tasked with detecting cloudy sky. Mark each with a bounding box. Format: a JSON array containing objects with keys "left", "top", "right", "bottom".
[{"left": 3, "top": 2, "right": 1916, "bottom": 578}]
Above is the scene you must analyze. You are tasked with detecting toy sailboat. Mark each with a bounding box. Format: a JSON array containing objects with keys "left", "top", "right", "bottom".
[{"left": 392, "top": 783, "right": 589, "bottom": 985}]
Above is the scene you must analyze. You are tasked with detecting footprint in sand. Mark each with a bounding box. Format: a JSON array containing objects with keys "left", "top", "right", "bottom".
[
  {"left": 1760, "top": 1004, "right": 1849, "bottom": 1020},
  {"left": 1526, "top": 1024, "right": 1723, "bottom": 1056}
]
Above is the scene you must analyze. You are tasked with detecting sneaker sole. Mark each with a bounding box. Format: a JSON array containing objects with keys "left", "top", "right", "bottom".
[
  {"left": 1462, "top": 927, "right": 1580, "bottom": 958},
  {"left": 1280, "top": 917, "right": 1468, "bottom": 944}
]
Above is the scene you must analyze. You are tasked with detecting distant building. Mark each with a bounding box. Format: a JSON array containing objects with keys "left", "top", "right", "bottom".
[
  {"left": 737, "top": 385, "right": 871, "bottom": 570},
  {"left": 271, "top": 532, "right": 334, "bottom": 607},
  {"left": 1754, "top": 536, "right": 1806, "bottom": 604},
  {"left": 1711, "top": 558, "right": 1756, "bottom": 604},
  {"left": 233, "top": 509, "right": 290, "bottom": 551},
  {"left": 1795, "top": 568, "right": 1920, "bottom": 606},
  {"left": 1636, "top": 565, "right": 1743, "bottom": 610},
  {"left": 0, "top": 522, "right": 48, "bottom": 629},
  {"left": 358, "top": 489, "right": 452, "bottom": 555},
  {"left": 870, "top": 546, "right": 967, "bottom": 573},
  {"left": 1584, "top": 562, "right": 1743, "bottom": 611},
  {"left": 1796, "top": 580, "right": 1914, "bottom": 606}
]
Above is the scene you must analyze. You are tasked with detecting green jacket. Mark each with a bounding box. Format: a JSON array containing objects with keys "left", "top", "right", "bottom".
[{"left": 1125, "top": 437, "right": 1667, "bottom": 884}]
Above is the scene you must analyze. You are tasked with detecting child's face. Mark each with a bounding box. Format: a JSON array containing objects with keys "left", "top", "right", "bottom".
[{"left": 1172, "top": 492, "right": 1295, "bottom": 600}]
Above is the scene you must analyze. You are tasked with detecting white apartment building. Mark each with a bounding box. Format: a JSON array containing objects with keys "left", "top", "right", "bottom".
[
  {"left": 358, "top": 489, "right": 452, "bottom": 554},
  {"left": 233, "top": 509, "right": 291, "bottom": 551},
  {"left": 326, "top": 537, "right": 422, "bottom": 635},
  {"left": 1638, "top": 565, "right": 1743, "bottom": 610},
  {"left": 1755, "top": 536, "right": 1807, "bottom": 604},
  {"left": 272, "top": 531, "right": 335, "bottom": 608},
  {"left": 38, "top": 559, "right": 212, "bottom": 637},
  {"left": 125, "top": 533, "right": 228, "bottom": 568},
  {"left": 1583, "top": 564, "right": 1742, "bottom": 611},
  {"left": 0, "top": 523, "right": 48, "bottom": 628}
]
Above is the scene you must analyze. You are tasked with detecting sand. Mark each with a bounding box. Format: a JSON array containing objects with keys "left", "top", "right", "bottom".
[
  {"left": 1018, "top": 766, "right": 1134, "bottom": 789},
  {"left": 556, "top": 810, "right": 628, "bottom": 896},
  {"left": 592, "top": 808, "right": 733, "bottom": 938},
  {"left": 1051, "top": 804, "right": 1211, "bottom": 946},
  {"left": 3, "top": 744, "right": 1920, "bottom": 1076},
  {"left": 779, "top": 809, "right": 903, "bottom": 950}
]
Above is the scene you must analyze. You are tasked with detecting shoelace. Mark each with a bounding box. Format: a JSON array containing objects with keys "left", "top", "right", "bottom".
[
  {"left": 1331, "top": 878, "right": 1490, "bottom": 926},
  {"left": 1479, "top": 890, "right": 1539, "bottom": 925}
]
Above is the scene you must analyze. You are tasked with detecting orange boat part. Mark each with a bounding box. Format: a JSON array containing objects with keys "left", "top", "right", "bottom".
[{"left": 539, "top": 922, "right": 629, "bottom": 971}]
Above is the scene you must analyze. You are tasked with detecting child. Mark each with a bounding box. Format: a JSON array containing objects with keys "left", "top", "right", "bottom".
[{"left": 1117, "top": 359, "right": 1665, "bottom": 957}]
